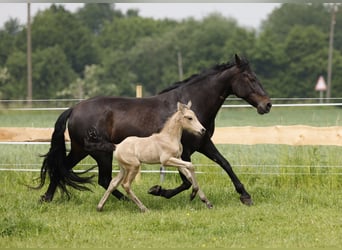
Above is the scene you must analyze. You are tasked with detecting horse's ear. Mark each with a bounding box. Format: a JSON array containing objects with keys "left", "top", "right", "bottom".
[
  {"left": 235, "top": 54, "right": 241, "bottom": 67},
  {"left": 187, "top": 100, "right": 192, "bottom": 108}
]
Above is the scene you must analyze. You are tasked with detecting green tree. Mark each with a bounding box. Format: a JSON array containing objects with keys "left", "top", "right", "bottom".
[
  {"left": 32, "top": 46, "right": 77, "bottom": 98},
  {"left": 180, "top": 14, "right": 242, "bottom": 73},
  {"left": 0, "top": 67, "right": 10, "bottom": 99},
  {"left": 282, "top": 26, "right": 328, "bottom": 97},
  {"left": 256, "top": 3, "right": 342, "bottom": 98},
  {"left": 97, "top": 14, "right": 174, "bottom": 53},
  {"left": 261, "top": 3, "right": 330, "bottom": 43},
  {"left": 0, "top": 18, "right": 23, "bottom": 66},
  {"left": 76, "top": 3, "right": 122, "bottom": 34},
  {"left": 3, "top": 50, "right": 27, "bottom": 99},
  {"left": 57, "top": 64, "right": 109, "bottom": 99},
  {"left": 30, "top": 4, "right": 99, "bottom": 74}
]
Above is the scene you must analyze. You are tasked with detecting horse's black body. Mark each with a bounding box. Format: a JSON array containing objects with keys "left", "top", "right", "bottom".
[{"left": 37, "top": 55, "right": 272, "bottom": 205}]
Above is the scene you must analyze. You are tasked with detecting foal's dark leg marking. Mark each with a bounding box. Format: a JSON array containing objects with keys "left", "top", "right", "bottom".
[{"left": 199, "top": 140, "right": 253, "bottom": 206}]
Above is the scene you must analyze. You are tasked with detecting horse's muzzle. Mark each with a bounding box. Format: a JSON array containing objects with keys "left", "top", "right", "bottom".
[{"left": 257, "top": 101, "right": 272, "bottom": 115}]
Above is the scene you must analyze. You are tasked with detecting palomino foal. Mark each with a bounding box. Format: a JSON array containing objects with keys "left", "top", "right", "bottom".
[{"left": 97, "top": 101, "right": 212, "bottom": 212}]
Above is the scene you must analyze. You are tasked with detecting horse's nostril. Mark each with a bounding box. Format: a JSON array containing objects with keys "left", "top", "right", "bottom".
[{"left": 267, "top": 102, "right": 272, "bottom": 109}]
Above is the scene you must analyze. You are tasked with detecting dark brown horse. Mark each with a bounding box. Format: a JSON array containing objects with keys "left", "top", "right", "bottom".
[{"left": 36, "top": 54, "right": 272, "bottom": 205}]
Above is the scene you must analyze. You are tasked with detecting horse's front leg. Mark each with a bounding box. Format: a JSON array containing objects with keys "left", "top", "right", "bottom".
[
  {"left": 92, "top": 151, "right": 129, "bottom": 201},
  {"left": 148, "top": 155, "right": 192, "bottom": 199},
  {"left": 163, "top": 157, "right": 199, "bottom": 197},
  {"left": 199, "top": 139, "right": 253, "bottom": 206}
]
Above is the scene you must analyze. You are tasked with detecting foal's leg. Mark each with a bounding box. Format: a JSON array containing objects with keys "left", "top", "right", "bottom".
[
  {"left": 164, "top": 157, "right": 212, "bottom": 208},
  {"left": 163, "top": 157, "right": 200, "bottom": 199},
  {"left": 97, "top": 167, "right": 126, "bottom": 211},
  {"left": 121, "top": 164, "right": 148, "bottom": 213}
]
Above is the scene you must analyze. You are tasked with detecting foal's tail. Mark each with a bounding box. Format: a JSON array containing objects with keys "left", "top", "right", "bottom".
[{"left": 34, "top": 108, "right": 94, "bottom": 197}]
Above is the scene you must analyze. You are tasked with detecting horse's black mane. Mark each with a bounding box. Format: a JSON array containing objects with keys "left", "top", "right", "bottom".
[{"left": 158, "top": 56, "right": 249, "bottom": 94}]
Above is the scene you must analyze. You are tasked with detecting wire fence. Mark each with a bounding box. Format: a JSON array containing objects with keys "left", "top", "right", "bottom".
[
  {"left": 1, "top": 97, "right": 342, "bottom": 110},
  {"left": 1, "top": 163, "right": 342, "bottom": 176},
  {"left": 1, "top": 97, "right": 342, "bottom": 176}
]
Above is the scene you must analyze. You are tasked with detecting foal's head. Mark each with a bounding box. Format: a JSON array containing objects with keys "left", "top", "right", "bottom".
[{"left": 177, "top": 101, "right": 206, "bottom": 136}]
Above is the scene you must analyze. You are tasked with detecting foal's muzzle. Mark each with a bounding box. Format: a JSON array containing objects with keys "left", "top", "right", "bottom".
[{"left": 199, "top": 128, "right": 206, "bottom": 136}]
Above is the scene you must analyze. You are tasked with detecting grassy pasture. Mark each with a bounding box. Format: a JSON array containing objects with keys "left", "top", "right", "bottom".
[
  {"left": 1, "top": 143, "right": 342, "bottom": 248},
  {"left": 1, "top": 106, "right": 342, "bottom": 247}
]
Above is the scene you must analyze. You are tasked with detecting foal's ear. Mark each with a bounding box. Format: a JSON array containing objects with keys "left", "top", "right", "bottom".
[
  {"left": 186, "top": 100, "right": 192, "bottom": 108},
  {"left": 177, "top": 102, "right": 187, "bottom": 113},
  {"left": 177, "top": 102, "right": 182, "bottom": 111}
]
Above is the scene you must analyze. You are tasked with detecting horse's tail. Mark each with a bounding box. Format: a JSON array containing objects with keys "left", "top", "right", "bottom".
[{"left": 34, "top": 108, "right": 94, "bottom": 197}]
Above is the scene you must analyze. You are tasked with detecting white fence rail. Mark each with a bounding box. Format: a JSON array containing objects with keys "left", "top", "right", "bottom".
[
  {"left": 1, "top": 98, "right": 342, "bottom": 175},
  {"left": 1, "top": 97, "right": 342, "bottom": 110}
]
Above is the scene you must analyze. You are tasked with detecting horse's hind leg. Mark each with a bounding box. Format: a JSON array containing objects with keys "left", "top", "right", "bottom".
[
  {"left": 97, "top": 167, "right": 125, "bottom": 211},
  {"left": 41, "top": 149, "right": 87, "bottom": 202},
  {"left": 93, "top": 152, "right": 128, "bottom": 200},
  {"left": 121, "top": 165, "right": 148, "bottom": 213}
]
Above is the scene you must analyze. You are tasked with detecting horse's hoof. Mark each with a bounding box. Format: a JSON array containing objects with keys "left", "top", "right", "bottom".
[
  {"left": 39, "top": 194, "right": 52, "bottom": 203},
  {"left": 240, "top": 195, "right": 253, "bottom": 206},
  {"left": 148, "top": 185, "right": 162, "bottom": 196}
]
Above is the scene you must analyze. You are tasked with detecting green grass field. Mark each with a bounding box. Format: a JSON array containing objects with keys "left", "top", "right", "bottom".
[
  {"left": 1, "top": 143, "right": 342, "bottom": 248},
  {"left": 1, "top": 106, "right": 342, "bottom": 247}
]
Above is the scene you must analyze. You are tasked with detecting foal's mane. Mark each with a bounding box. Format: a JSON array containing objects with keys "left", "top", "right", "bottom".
[{"left": 158, "top": 57, "right": 249, "bottom": 94}]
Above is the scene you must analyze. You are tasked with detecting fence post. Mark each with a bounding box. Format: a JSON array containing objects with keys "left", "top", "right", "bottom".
[{"left": 135, "top": 85, "right": 142, "bottom": 183}]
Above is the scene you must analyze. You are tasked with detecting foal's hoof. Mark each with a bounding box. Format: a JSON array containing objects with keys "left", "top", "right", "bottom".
[
  {"left": 140, "top": 207, "right": 149, "bottom": 213},
  {"left": 148, "top": 185, "right": 162, "bottom": 196},
  {"left": 240, "top": 195, "right": 253, "bottom": 206},
  {"left": 206, "top": 202, "right": 214, "bottom": 209},
  {"left": 97, "top": 206, "right": 103, "bottom": 212},
  {"left": 190, "top": 188, "right": 198, "bottom": 201}
]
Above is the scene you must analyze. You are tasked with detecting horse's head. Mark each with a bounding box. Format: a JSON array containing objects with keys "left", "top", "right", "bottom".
[
  {"left": 178, "top": 101, "right": 206, "bottom": 136},
  {"left": 230, "top": 54, "right": 272, "bottom": 115}
]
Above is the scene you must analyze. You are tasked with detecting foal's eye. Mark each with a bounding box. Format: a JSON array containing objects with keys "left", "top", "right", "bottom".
[{"left": 187, "top": 117, "right": 193, "bottom": 121}]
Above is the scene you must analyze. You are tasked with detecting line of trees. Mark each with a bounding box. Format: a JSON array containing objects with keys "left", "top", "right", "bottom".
[{"left": 0, "top": 3, "right": 342, "bottom": 100}]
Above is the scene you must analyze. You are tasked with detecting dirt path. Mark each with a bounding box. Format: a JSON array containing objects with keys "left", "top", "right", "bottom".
[{"left": 0, "top": 126, "right": 342, "bottom": 146}]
